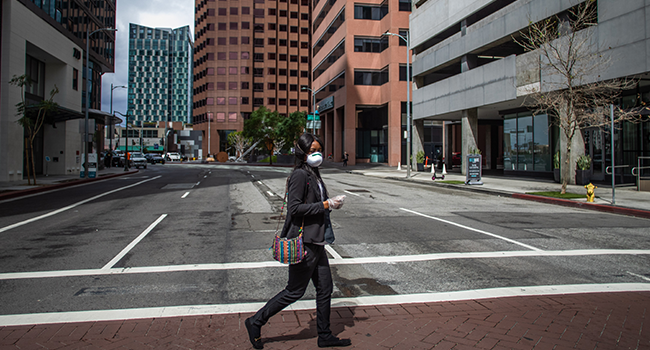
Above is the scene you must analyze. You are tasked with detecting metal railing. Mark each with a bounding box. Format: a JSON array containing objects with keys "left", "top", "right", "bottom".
[{"left": 631, "top": 156, "right": 650, "bottom": 192}]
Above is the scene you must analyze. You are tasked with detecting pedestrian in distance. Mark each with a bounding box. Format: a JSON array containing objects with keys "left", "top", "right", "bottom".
[
  {"left": 342, "top": 151, "right": 348, "bottom": 167},
  {"left": 245, "top": 133, "right": 350, "bottom": 349}
]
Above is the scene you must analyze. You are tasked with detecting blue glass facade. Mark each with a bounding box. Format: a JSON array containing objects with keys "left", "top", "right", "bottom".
[{"left": 128, "top": 24, "right": 193, "bottom": 126}]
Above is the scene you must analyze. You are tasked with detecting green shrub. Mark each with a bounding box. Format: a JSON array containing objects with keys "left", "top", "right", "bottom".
[
  {"left": 553, "top": 152, "right": 560, "bottom": 169},
  {"left": 416, "top": 150, "right": 425, "bottom": 163},
  {"left": 468, "top": 147, "right": 481, "bottom": 155},
  {"left": 577, "top": 155, "right": 591, "bottom": 170}
]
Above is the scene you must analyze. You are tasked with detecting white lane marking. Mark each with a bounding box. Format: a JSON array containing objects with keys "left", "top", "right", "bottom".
[
  {"left": 181, "top": 192, "right": 190, "bottom": 199},
  {"left": 2, "top": 249, "right": 648, "bottom": 281},
  {"left": 266, "top": 191, "right": 276, "bottom": 197},
  {"left": 325, "top": 245, "right": 343, "bottom": 260},
  {"left": 1, "top": 283, "right": 648, "bottom": 327},
  {"left": 196, "top": 181, "right": 201, "bottom": 186},
  {"left": 344, "top": 190, "right": 362, "bottom": 197},
  {"left": 257, "top": 181, "right": 263, "bottom": 185},
  {"left": 627, "top": 271, "right": 650, "bottom": 282},
  {"left": 400, "top": 208, "right": 542, "bottom": 251},
  {"left": 0, "top": 176, "right": 162, "bottom": 233},
  {"left": 101, "top": 214, "right": 168, "bottom": 270},
  {"left": 251, "top": 175, "right": 255, "bottom": 178},
  {"left": 204, "top": 175, "right": 207, "bottom": 178}
]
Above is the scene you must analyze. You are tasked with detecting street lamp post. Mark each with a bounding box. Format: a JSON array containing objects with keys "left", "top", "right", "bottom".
[
  {"left": 382, "top": 30, "right": 411, "bottom": 178},
  {"left": 208, "top": 111, "right": 212, "bottom": 157},
  {"left": 301, "top": 86, "right": 316, "bottom": 134},
  {"left": 114, "top": 111, "right": 130, "bottom": 171},
  {"left": 84, "top": 26, "right": 117, "bottom": 178},
  {"left": 109, "top": 84, "right": 126, "bottom": 167}
]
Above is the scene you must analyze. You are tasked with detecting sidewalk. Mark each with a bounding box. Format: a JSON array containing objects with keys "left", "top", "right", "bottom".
[
  {"left": 0, "top": 166, "right": 139, "bottom": 201},
  {"left": 322, "top": 162, "right": 650, "bottom": 218},
  {"left": 1, "top": 290, "right": 648, "bottom": 349}
]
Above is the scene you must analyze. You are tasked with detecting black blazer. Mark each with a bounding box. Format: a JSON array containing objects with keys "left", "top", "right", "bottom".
[{"left": 280, "top": 168, "right": 329, "bottom": 243}]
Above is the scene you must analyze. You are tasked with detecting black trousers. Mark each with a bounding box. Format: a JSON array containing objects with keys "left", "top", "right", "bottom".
[{"left": 250, "top": 243, "right": 334, "bottom": 339}]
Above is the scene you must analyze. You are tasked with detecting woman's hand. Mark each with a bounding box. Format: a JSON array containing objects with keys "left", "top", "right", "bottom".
[
  {"left": 327, "top": 195, "right": 346, "bottom": 209},
  {"left": 323, "top": 200, "right": 330, "bottom": 210}
]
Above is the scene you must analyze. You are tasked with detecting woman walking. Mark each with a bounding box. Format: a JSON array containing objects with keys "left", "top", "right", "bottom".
[{"left": 245, "top": 133, "right": 350, "bottom": 349}]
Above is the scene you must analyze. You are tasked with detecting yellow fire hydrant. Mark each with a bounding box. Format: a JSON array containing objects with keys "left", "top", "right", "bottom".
[{"left": 584, "top": 183, "right": 597, "bottom": 202}]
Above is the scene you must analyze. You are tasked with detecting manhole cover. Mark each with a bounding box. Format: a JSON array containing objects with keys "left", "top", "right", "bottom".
[
  {"left": 162, "top": 183, "right": 195, "bottom": 189},
  {"left": 345, "top": 189, "right": 370, "bottom": 193}
]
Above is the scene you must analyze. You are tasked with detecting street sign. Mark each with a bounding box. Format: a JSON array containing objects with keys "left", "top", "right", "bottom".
[
  {"left": 306, "top": 121, "right": 322, "bottom": 130},
  {"left": 154, "top": 143, "right": 159, "bottom": 149},
  {"left": 465, "top": 154, "right": 483, "bottom": 185}
]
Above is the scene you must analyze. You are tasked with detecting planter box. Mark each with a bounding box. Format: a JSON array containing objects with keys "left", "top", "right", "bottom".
[
  {"left": 575, "top": 169, "right": 591, "bottom": 186},
  {"left": 554, "top": 168, "right": 560, "bottom": 183},
  {"left": 417, "top": 163, "right": 424, "bottom": 172}
]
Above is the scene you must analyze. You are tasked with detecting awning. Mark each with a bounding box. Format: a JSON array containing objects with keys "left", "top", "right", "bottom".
[{"left": 24, "top": 105, "right": 122, "bottom": 125}]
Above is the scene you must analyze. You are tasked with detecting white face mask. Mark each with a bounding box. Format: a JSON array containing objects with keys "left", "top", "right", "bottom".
[{"left": 306, "top": 152, "right": 323, "bottom": 168}]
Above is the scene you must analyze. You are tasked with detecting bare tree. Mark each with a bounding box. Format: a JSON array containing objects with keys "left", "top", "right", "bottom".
[
  {"left": 227, "top": 131, "right": 251, "bottom": 160},
  {"left": 9, "top": 75, "right": 59, "bottom": 185},
  {"left": 515, "top": 0, "right": 639, "bottom": 193}
]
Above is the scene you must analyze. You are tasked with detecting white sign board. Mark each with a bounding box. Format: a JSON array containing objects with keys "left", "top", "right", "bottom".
[{"left": 80, "top": 153, "right": 98, "bottom": 178}]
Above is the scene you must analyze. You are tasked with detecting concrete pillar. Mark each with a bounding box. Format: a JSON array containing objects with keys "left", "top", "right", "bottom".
[
  {"left": 445, "top": 123, "right": 453, "bottom": 170},
  {"left": 559, "top": 127, "right": 585, "bottom": 185},
  {"left": 412, "top": 119, "right": 425, "bottom": 169},
  {"left": 461, "top": 54, "right": 477, "bottom": 73},
  {"left": 461, "top": 108, "right": 478, "bottom": 175},
  {"left": 388, "top": 101, "right": 401, "bottom": 167},
  {"left": 345, "top": 106, "right": 355, "bottom": 165},
  {"left": 333, "top": 107, "right": 343, "bottom": 162}
]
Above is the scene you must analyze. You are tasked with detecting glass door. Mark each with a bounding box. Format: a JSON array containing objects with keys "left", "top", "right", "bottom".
[{"left": 585, "top": 128, "right": 605, "bottom": 181}]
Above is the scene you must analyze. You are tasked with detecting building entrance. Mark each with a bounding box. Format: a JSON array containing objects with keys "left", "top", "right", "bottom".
[{"left": 584, "top": 128, "right": 606, "bottom": 181}]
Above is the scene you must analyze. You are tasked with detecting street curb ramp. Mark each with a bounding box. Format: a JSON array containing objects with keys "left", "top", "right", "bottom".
[{"left": 0, "top": 170, "right": 139, "bottom": 201}]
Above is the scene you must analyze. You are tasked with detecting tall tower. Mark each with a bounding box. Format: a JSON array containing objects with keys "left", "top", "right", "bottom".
[
  {"left": 193, "top": 0, "right": 312, "bottom": 156},
  {"left": 127, "top": 24, "right": 193, "bottom": 127}
]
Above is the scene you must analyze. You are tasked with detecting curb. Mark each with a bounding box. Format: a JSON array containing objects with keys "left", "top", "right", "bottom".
[
  {"left": 347, "top": 170, "right": 650, "bottom": 219},
  {"left": 0, "top": 170, "right": 139, "bottom": 201},
  {"left": 512, "top": 193, "right": 650, "bottom": 219}
]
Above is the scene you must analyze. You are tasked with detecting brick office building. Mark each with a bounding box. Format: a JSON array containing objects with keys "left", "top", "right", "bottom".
[{"left": 193, "top": 0, "right": 313, "bottom": 157}]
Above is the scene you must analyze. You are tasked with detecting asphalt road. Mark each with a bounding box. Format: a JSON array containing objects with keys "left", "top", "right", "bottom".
[{"left": 0, "top": 164, "right": 648, "bottom": 318}]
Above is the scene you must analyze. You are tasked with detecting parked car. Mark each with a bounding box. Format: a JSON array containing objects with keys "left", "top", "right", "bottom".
[
  {"left": 130, "top": 152, "right": 147, "bottom": 169},
  {"left": 166, "top": 152, "right": 181, "bottom": 161},
  {"left": 111, "top": 152, "right": 125, "bottom": 167},
  {"left": 145, "top": 153, "right": 165, "bottom": 164}
]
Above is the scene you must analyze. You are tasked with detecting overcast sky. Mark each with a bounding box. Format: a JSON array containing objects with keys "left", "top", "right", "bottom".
[{"left": 100, "top": 0, "right": 194, "bottom": 120}]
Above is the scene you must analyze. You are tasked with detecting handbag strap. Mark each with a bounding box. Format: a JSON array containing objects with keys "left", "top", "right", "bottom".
[{"left": 275, "top": 175, "right": 307, "bottom": 234}]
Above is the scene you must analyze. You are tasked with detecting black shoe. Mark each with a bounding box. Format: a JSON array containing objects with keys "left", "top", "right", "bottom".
[
  {"left": 318, "top": 336, "right": 352, "bottom": 348},
  {"left": 245, "top": 317, "right": 263, "bottom": 349}
]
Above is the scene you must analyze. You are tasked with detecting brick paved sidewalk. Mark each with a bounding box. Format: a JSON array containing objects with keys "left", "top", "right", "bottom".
[{"left": 1, "top": 292, "right": 648, "bottom": 349}]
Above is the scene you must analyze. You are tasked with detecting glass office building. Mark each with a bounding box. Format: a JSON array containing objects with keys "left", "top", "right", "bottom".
[{"left": 128, "top": 24, "right": 193, "bottom": 126}]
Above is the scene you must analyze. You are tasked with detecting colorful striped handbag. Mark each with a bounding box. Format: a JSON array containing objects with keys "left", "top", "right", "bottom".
[{"left": 271, "top": 177, "right": 305, "bottom": 264}]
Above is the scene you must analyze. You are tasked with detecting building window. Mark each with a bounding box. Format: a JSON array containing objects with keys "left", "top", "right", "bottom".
[
  {"left": 268, "top": 52, "right": 276, "bottom": 60},
  {"left": 279, "top": 83, "right": 287, "bottom": 90},
  {"left": 301, "top": 70, "right": 309, "bottom": 78},
  {"left": 280, "top": 10, "right": 287, "bottom": 17},
  {"left": 229, "top": 112, "right": 237, "bottom": 121},
  {"left": 399, "top": 29, "right": 408, "bottom": 46},
  {"left": 268, "top": 23, "right": 276, "bottom": 30},
  {"left": 242, "top": 6, "right": 250, "bottom": 14},
  {"left": 253, "top": 98, "right": 263, "bottom": 106},
  {"left": 72, "top": 68, "right": 78, "bottom": 90},
  {"left": 290, "top": 70, "right": 298, "bottom": 77},
  {"left": 268, "top": 38, "right": 276, "bottom": 45},
  {"left": 217, "top": 97, "right": 226, "bottom": 105},
  {"left": 218, "top": 22, "right": 227, "bottom": 30},
  {"left": 217, "top": 67, "right": 226, "bottom": 75},
  {"left": 354, "top": 4, "right": 388, "bottom": 20},
  {"left": 503, "top": 113, "right": 551, "bottom": 172},
  {"left": 279, "top": 24, "right": 287, "bottom": 32},
  {"left": 207, "top": 97, "right": 215, "bottom": 105},
  {"left": 399, "top": 64, "right": 412, "bottom": 81},
  {"left": 230, "top": 37, "right": 238, "bottom": 44},
  {"left": 268, "top": 67, "right": 276, "bottom": 75},
  {"left": 399, "top": 0, "right": 411, "bottom": 11},
  {"left": 300, "top": 99, "right": 309, "bottom": 107},
  {"left": 241, "top": 97, "right": 249, "bottom": 104},
  {"left": 279, "top": 69, "right": 287, "bottom": 76},
  {"left": 242, "top": 22, "right": 250, "bottom": 29},
  {"left": 290, "top": 40, "right": 298, "bottom": 47},
  {"left": 268, "top": 82, "right": 276, "bottom": 89},
  {"left": 218, "top": 37, "right": 227, "bottom": 45},
  {"left": 241, "top": 82, "right": 249, "bottom": 89},
  {"left": 253, "top": 68, "right": 264, "bottom": 77},
  {"left": 290, "top": 84, "right": 298, "bottom": 91},
  {"left": 217, "top": 82, "right": 226, "bottom": 90},
  {"left": 229, "top": 67, "right": 238, "bottom": 74},
  {"left": 229, "top": 52, "right": 238, "bottom": 59},
  {"left": 279, "top": 54, "right": 287, "bottom": 61},
  {"left": 301, "top": 56, "right": 309, "bottom": 63},
  {"left": 230, "top": 7, "right": 238, "bottom": 15},
  {"left": 242, "top": 37, "right": 250, "bottom": 44},
  {"left": 290, "top": 55, "right": 298, "bottom": 62},
  {"left": 290, "top": 99, "right": 298, "bottom": 106},
  {"left": 254, "top": 8, "right": 264, "bottom": 17},
  {"left": 254, "top": 53, "right": 264, "bottom": 62},
  {"left": 241, "top": 66, "right": 250, "bottom": 74},
  {"left": 354, "top": 66, "right": 389, "bottom": 85},
  {"left": 217, "top": 112, "right": 226, "bottom": 121},
  {"left": 354, "top": 37, "right": 388, "bottom": 52},
  {"left": 268, "top": 97, "right": 276, "bottom": 105},
  {"left": 218, "top": 8, "right": 227, "bottom": 15},
  {"left": 268, "top": 8, "right": 276, "bottom": 15},
  {"left": 279, "top": 39, "right": 287, "bottom": 46},
  {"left": 241, "top": 52, "right": 250, "bottom": 59},
  {"left": 229, "top": 97, "right": 238, "bottom": 105},
  {"left": 229, "top": 82, "right": 238, "bottom": 90},
  {"left": 230, "top": 22, "right": 238, "bottom": 30},
  {"left": 279, "top": 98, "right": 287, "bottom": 106},
  {"left": 301, "top": 13, "right": 309, "bottom": 20},
  {"left": 218, "top": 52, "right": 227, "bottom": 60},
  {"left": 207, "top": 68, "right": 215, "bottom": 75},
  {"left": 290, "top": 26, "right": 298, "bottom": 33}
]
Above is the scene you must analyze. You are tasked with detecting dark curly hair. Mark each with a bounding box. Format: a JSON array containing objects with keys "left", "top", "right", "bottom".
[{"left": 293, "top": 133, "right": 327, "bottom": 196}]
